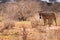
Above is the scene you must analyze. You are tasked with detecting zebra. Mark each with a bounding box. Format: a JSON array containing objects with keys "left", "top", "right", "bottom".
[{"left": 39, "top": 12, "right": 57, "bottom": 26}]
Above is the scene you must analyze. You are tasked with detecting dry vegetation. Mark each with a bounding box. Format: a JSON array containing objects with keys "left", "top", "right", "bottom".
[{"left": 0, "top": 0, "right": 60, "bottom": 40}]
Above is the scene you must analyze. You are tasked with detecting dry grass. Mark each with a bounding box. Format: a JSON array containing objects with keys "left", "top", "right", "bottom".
[
  {"left": 14, "top": 21, "right": 32, "bottom": 28},
  {"left": 0, "top": 1, "right": 60, "bottom": 40},
  {"left": 56, "top": 13, "right": 60, "bottom": 26},
  {"left": 0, "top": 21, "right": 60, "bottom": 40}
]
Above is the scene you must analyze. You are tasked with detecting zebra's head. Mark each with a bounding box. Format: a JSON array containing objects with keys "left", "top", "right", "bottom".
[{"left": 39, "top": 13, "right": 42, "bottom": 19}]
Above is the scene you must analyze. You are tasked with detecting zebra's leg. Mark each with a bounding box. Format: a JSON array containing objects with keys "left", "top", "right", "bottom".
[
  {"left": 48, "top": 18, "right": 52, "bottom": 27},
  {"left": 54, "top": 18, "right": 57, "bottom": 26},
  {"left": 43, "top": 19, "right": 46, "bottom": 26}
]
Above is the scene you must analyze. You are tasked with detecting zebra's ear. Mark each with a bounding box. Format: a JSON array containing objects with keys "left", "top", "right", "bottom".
[
  {"left": 38, "top": 11, "right": 41, "bottom": 13},
  {"left": 38, "top": 11, "right": 42, "bottom": 13}
]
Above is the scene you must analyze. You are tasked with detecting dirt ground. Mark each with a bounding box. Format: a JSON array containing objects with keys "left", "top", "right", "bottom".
[{"left": 0, "top": 1, "right": 60, "bottom": 40}]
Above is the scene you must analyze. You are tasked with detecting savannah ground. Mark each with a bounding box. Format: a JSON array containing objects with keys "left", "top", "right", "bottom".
[{"left": 0, "top": 0, "right": 60, "bottom": 40}]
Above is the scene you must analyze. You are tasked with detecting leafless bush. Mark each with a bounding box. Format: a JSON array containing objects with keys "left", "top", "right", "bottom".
[
  {"left": 0, "top": 1, "right": 41, "bottom": 21},
  {"left": 0, "top": 1, "right": 41, "bottom": 29}
]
